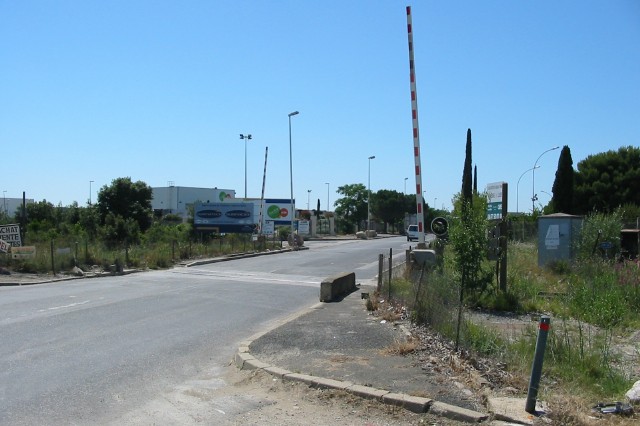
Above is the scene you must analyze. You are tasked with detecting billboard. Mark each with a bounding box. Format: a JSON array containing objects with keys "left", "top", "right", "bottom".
[
  {"left": 262, "top": 198, "right": 295, "bottom": 224},
  {"left": 193, "top": 202, "right": 256, "bottom": 233}
]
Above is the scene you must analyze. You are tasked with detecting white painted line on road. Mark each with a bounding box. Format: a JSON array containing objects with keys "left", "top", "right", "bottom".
[{"left": 39, "top": 300, "right": 91, "bottom": 312}]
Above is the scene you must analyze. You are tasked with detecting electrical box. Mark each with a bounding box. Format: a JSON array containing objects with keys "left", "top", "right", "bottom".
[{"left": 537, "top": 213, "right": 583, "bottom": 267}]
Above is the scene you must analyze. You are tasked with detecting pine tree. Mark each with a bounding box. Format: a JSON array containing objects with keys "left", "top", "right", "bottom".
[{"left": 551, "top": 146, "right": 575, "bottom": 214}]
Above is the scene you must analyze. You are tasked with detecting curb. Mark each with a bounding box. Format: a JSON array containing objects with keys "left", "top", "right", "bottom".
[{"left": 233, "top": 341, "right": 490, "bottom": 421}]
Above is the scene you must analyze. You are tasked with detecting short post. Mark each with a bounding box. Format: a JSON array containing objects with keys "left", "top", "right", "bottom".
[
  {"left": 50, "top": 239, "right": 55, "bottom": 275},
  {"left": 388, "top": 248, "right": 393, "bottom": 297},
  {"left": 526, "top": 315, "right": 551, "bottom": 413},
  {"left": 377, "top": 253, "right": 384, "bottom": 292}
]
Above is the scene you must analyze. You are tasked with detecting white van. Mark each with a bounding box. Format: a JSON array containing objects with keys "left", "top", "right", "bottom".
[{"left": 406, "top": 225, "right": 419, "bottom": 241}]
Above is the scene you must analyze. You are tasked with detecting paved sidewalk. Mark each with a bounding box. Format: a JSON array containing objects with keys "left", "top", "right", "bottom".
[{"left": 235, "top": 284, "right": 495, "bottom": 423}]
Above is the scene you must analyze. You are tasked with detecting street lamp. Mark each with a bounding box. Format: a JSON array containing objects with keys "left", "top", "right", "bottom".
[
  {"left": 307, "top": 189, "right": 312, "bottom": 210},
  {"left": 239, "top": 133, "right": 252, "bottom": 199},
  {"left": 532, "top": 146, "right": 559, "bottom": 213},
  {"left": 2, "top": 190, "right": 6, "bottom": 215},
  {"left": 89, "top": 181, "right": 94, "bottom": 206},
  {"left": 325, "top": 182, "right": 330, "bottom": 211},
  {"left": 434, "top": 197, "right": 437, "bottom": 210},
  {"left": 288, "top": 111, "right": 299, "bottom": 240},
  {"left": 367, "top": 155, "right": 375, "bottom": 231},
  {"left": 404, "top": 177, "right": 408, "bottom": 194},
  {"left": 517, "top": 166, "right": 539, "bottom": 214}
]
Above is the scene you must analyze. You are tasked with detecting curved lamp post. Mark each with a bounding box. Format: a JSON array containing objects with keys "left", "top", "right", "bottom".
[
  {"left": 367, "top": 155, "right": 375, "bottom": 230},
  {"left": 532, "top": 146, "right": 559, "bottom": 213},
  {"left": 517, "top": 166, "right": 539, "bottom": 214}
]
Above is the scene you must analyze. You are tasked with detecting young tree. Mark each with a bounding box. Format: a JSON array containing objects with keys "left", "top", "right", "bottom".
[
  {"left": 97, "top": 177, "right": 153, "bottom": 240},
  {"left": 551, "top": 145, "right": 575, "bottom": 214}
]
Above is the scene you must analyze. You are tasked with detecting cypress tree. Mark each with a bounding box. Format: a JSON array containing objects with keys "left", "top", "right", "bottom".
[
  {"left": 462, "top": 129, "right": 473, "bottom": 204},
  {"left": 473, "top": 165, "right": 478, "bottom": 195},
  {"left": 551, "top": 146, "right": 575, "bottom": 214}
]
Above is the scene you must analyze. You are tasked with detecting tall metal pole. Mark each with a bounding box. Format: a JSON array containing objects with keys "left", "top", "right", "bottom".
[
  {"left": 239, "top": 134, "right": 252, "bottom": 199},
  {"left": 89, "top": 181, "right": 94, "bottom": 206},
  {"left": 307, "top": 190, "right": 311, "bottom": 210},
  {"left": 404, "top": 177, "right": 408, "bottom": 194},
  {"left": 325, "top": 182, "right": 330, "bottom": 211},
  {"left": 368, "top": 155, "right": 375, "bottom": 230},
  {"left": 532, "top": 146, "right": 559, "bottom": 213},
  {"left": 288, "top": 111, "right": 299, "bottom": 240}
]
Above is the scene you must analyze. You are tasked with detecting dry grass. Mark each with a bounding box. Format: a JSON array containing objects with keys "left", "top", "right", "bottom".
[{"left": 379, "top": 337, "right": 419, "bottom": 356}]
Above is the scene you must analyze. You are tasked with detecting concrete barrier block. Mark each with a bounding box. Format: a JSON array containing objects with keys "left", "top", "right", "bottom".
[
  {"left": 412, "top": 249, "right": 437, "bottom": 267},
  {"left": 320, "top": 272, "right": 356, "bottom": 302}
]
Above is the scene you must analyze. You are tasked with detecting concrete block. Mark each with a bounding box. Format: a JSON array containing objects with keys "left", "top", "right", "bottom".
[
  {"left": 487, "top": 396, "right": 542, "bottom": 425},
  {"left": 237, "top": 345, "right": 250, "bottom": 353},
  {"left": 282, "top": 373, "right": 317, "bottom": 386},
  {"left": 243, "top": 358, "right": 271, "bottom": 371},
  {"left": 429, "top": 401, "right": 488, "bottom": 423},
  {"left": 263, "top": 366, "right": 292, "bottom": 378},
  {"left": 310, "top": 377, "right": 353, "bottom": 391},
  {"left": 412, "top": 249, "right": 437, "bottom": 267},
  {"left": 382, "top": 393, "right": 432, "bottom": 413},
  {"left": 346, "top": 384, "right": 388, "bottom": 401},
  {"left": 234, "top": 352, "right": 255, "bottom": 369},
  {"left": 320, "top": 272, "right": 356, "bottom": 302}
]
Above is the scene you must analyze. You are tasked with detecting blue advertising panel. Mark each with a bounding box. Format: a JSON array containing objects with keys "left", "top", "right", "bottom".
[{"left": 194, "top": 202, "right": 256, "bottom": 233}]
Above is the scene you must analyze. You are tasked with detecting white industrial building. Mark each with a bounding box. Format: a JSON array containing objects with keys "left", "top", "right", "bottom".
[{"left": 151, "top": 186, "right": 236, "bottom": 220}]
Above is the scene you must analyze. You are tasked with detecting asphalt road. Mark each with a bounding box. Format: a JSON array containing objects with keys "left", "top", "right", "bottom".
[{"left": 0, "top": 236, "right": 414, "bottom": 424}]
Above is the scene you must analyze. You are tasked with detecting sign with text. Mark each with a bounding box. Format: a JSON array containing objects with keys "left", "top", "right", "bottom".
[
  {"left": 193, "top": 202, "right": 256, "bottom": 233},
  {"left": 0, "top": 224, "right": 22, "bottom": 247},
  {"left": 11, "top": 246, "right": 36, "bottom": 259},
  {"left": 486, "top": 182, "right": 505, "bottom": 220},
  {"left": 0, "top": 239, "right": 10, "bottom": 253}
]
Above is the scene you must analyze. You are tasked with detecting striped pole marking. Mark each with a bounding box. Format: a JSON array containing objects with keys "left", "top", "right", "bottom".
[
  {"left": 258, "top": 146, "right": 269, "bottom": 235},
  {"left": 406, "top": 6, "right": 425, "bottom": 245}
]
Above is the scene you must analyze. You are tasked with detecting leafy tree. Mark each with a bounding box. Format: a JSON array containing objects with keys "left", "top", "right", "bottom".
[
  {"left": 551, "top": 145, "right": 575, "bottom": 214},
  {"left": 334, "top": 183, "right": 368, "bottom": 233},
  {"left": 97, "top": 177, "right": 153, "bottom": 233},
  {"left": 370, "top": 189, "right": 412, "bottom": 233},
  {"left": 574, "top": 146, "right": 640, "bottom": 214}
]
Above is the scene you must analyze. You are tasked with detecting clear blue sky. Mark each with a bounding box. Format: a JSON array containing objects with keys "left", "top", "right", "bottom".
[{"left": 2, "top": 1, "right": 639, "bottom": 214}]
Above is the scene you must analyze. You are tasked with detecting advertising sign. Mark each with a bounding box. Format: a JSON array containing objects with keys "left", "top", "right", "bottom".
[
  {"left": 263, "top": 199, "right": 295, "bottom": 224},
  {"left": 0, "top": 224, "right": 22, "bottom": 247},
  {"left": 193, "top": 202, "right": 256, "bottom": 233},
  {"left": 0, "top": 239, "right": 10, "bottom": 253}
]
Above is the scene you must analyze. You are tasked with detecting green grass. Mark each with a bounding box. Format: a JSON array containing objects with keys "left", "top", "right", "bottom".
[{"left": 402, "top": 241, "right": 639, "bottom": 409}]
